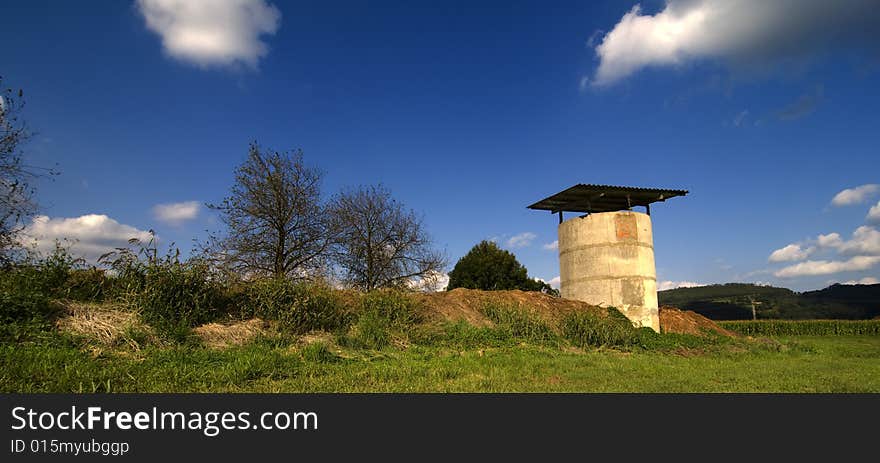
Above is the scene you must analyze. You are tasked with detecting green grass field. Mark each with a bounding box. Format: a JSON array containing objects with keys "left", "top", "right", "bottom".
[
  {"left": 3, "top": 334, "right": 878, "bottom": 393},
  {"left": 4, "top": 256, "right": 877, "bottom": 393}
]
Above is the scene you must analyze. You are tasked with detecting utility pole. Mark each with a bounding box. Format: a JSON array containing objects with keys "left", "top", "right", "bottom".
[{"left": 748, "top": 297, "right": 761, "bottom": 321}]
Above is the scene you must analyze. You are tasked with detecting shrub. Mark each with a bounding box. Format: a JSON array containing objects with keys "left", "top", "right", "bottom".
[
  {"left": 0, "top": 264, "right": 57, "bottom": 342},
  {"left": 0, "top": 286, "right": 50, "bottom": 325},
  {"left": 560, "top": 308, "right": 640, "bottom": 348},
  {"left": 0, "top": 245, "right": 108, "bottom": 341},
  {"left": 60, "top": 268, "right": 110, "bottom": 301},
  {"left": 0, "top": 287, "right": 54, "bottom": 342},
  {"left": 241, "top": 279, "right": 348, "bottom": 334},
  {"left": 1, "top": 244, "right": 100, "bottom": 301},
  {"left": 133, "top": 259, "right": 226, "bottom": 336},
  {"left": 34, "top": 245, "right": 82, "bottom": 295}
]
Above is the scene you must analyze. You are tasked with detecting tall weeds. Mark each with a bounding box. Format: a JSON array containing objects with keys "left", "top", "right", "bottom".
[
  {"left": 560, "top": 308, "right": 640, "bottom": 348},
  {"left": 480, "top": 302, "right": 556, "bottom": 343},
  {"left": 342, "top": 289, "right": 422, "bottom": 349},
  {"left": 239, "top": 278, "right": 348, "bottom": 334},
  {"left": 99, "top": 237, "right": 226, "bottom": 340}
]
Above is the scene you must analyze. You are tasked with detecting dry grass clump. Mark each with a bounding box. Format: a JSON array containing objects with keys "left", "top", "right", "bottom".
[
  {"left": 193, "top": 318, "right": 269, "bottom": 349},
  {"left": 54, "top": 301, "right": 153, "bottom": 349}
]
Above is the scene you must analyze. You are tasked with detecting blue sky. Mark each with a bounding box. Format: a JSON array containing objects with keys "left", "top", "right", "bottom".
[{"left": 3, "top": 0, "right": 879, "bottom": 291}]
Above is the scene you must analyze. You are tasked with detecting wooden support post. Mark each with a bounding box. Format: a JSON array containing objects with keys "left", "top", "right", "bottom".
[
  {"left": 558, "top": 211, "right": 563, "bottom": 224},
  {"left": 646, "top": 204, "right": 651, "bottom": 216}
]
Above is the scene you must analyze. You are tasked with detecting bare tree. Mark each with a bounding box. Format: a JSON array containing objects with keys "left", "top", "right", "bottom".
[
  {"left": 0, "top": 79, "right": 55, "bottom": 264},
  {"left": 329, "top": 184, "right": 446, "bottom": 290},
  {"left": 206, "top": 143, "right": 331, "bottom": 279}
]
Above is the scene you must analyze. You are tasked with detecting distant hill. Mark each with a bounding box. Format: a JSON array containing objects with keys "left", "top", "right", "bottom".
[{"left": 658, "top": 283, "right": 880, "bottom": 320}]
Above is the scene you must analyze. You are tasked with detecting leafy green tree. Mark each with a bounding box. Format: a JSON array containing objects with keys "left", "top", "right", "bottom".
[{"left": 446, "top": 240, "right": 556, "bottom": 294}]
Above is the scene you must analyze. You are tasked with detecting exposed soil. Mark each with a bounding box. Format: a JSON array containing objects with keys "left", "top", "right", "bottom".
[
  {"left": 416, "top": 288, "right": 607, "bottom": 326},
  {"left": 658, "top": 306, "right": 737, "bottom": 337},
  {"left": 420, "top": 289, "right": 736, "bottom": 338}
]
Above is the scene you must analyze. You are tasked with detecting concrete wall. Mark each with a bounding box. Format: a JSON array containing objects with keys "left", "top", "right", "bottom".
[{"left": 558, "top": 211, "right": 659, "bottom": 332}]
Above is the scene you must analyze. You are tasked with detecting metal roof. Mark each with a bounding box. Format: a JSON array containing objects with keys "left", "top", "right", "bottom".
[{"left": 527, "top": 184, "right": 688, "bottom": 214}]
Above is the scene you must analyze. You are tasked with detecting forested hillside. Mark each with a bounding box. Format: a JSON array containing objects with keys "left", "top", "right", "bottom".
[{"left": 658, "top": 283, "right": 880, "bottom": 320}]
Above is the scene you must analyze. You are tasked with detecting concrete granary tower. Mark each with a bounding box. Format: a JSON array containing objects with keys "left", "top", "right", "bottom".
[{"left": 528, "top": 184, "right": 688, "bottom": 332}]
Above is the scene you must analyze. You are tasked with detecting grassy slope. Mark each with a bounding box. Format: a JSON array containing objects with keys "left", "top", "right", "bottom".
[{"left": 3, "top": 335, "right": 878, "bottom": 393}]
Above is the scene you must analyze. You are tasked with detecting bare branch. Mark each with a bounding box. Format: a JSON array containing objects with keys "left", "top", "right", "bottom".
[
  {"left": 203, "top": 142, "right": 332, "bottom": 280},
  {"left": 329, "top": 184, "right": 446, "bottom": 290},
  {"left": 0, "top": 79, "right": 58, "bottom": 264}
]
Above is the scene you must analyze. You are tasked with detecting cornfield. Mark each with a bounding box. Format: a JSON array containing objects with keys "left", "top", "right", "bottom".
[{"left": 719, "top": 319, "right": 880, "bottom": 336}]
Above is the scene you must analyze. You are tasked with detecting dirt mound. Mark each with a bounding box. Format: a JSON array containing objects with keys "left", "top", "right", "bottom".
[
  {"left": 659, "top": 306, "right": 737, "bottom": 337},
  {"left": 418, "top": 290, "right": 735, "bottom": 338},
  {"left": 417, "top": 288, "right": 606, "bottom": 325},
  {"left": 193, "top": 318, "right": 269, "bottom": 349}
]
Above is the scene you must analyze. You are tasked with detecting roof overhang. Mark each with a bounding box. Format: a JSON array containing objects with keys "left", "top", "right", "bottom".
[{"left": 527, "top": 184, "right": 688, "bottom": 214}]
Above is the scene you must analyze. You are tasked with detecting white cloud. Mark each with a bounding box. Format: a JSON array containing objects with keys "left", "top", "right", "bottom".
[
  {"left": 537, "top": 276, "right": 561, "bottom": 290},
  {"left": 590, "top": 0, "right": 880, "bottom": 86},
  {"left": 774, "top": 255, "right": 880, "bottom": 278},
  {"left": 773, "top": 227, "right": 880, "bottom": 261},
  {"left": 542, "top": 240, "right": 558, "bottom": 251},
  {"left": 816, "top": 232, "right": 843, "bottom": 248},
  {"left": 153, "top": 200, "right": 201, "bottom": 225},
  {"left": 813, "top": 226, "right": 880, "bottom": 256},
  {"left": 20, "top": 214, "right": 154, "bottom": 263},
  {"left": 768, "top": 243, "right": 814, "bottom": 262},
  {"left": 137, "top": 0, "right": 281, "bottom": 69},
  {"left": 836, "top": 226, "right": 880, "bottom": 256},
  {"left": 506, "top": 232, "right": 536, "bottom": 249},
  {"left": 769, "top": 223, "right": 880, "bottom": 280},
  {"left": 657, "top": 280, "right": 705, "bottom": 291},
  {"left": 407, "top": 271, "right": 450, "bottom": 292},
  {"left": 867, "top": 201, "right": 880, "bottom": 223},
  {"left": 841, "top": 277, "right": 879, "bottom": 285},
  {"left": 831, "top": 184, "right": 880, "bottom": 206}
]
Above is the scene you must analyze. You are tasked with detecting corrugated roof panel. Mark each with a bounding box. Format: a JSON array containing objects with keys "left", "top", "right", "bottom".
[{"left": 527, "top": 184, "right": 688, "bottom": 213}]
